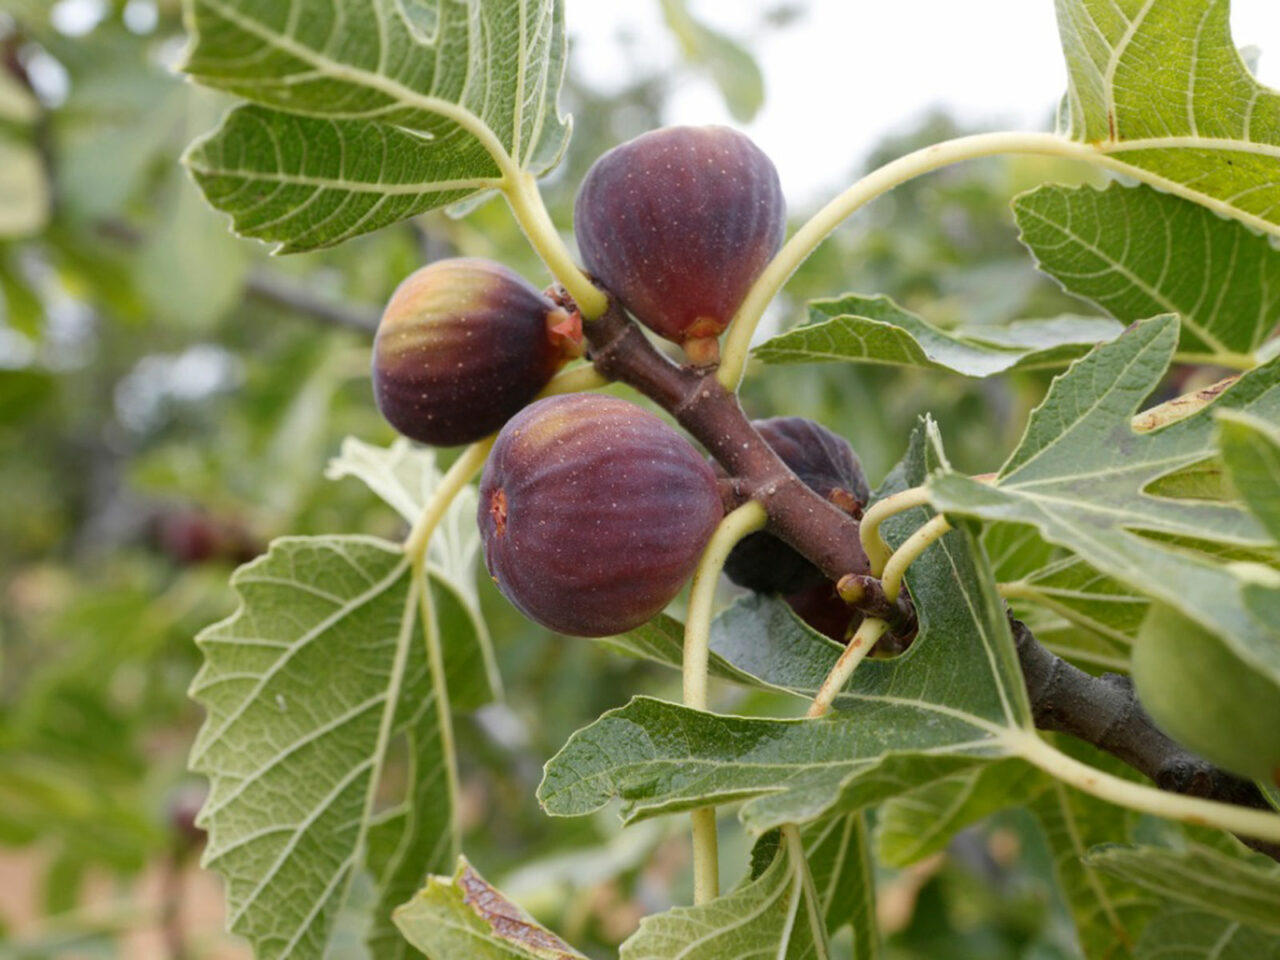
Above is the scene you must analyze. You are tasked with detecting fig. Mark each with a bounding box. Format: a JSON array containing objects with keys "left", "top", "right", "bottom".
[
  {"left": 478, "top": 394, "right": 723, "bottom": 637},
  {"left": 574, "top": 126, "right": 785, "bottom": 366},
  {"left": 372, "top": 258, "right": 579, "bottom": 447},
  {"left": 785, "top": 581, "right": 861, "bottom": 643},
  {"left": 1132, "top": 601, "right": 1280, "bottom": 785},
  {"left": 721, "top": 417, "right": 869, "bottom": 594}
]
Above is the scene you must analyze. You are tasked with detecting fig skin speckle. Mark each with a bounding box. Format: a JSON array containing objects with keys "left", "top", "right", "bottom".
[
  {"left": 478, "top": 394, "right": 723, "bottom": 637},
  {"left": 574, "top": 126, "right": 785, "bottom": 362},
  {"left": 372, "top": 258, "right": 569, "bottom": 447},
  {"left": 720, "top": 417, "right": 869, "bottom": 595}
]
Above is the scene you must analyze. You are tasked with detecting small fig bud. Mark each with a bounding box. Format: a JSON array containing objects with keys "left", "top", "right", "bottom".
[
  {"left": 720, "top": 417, "right": 869, "bottom": 594},
  {"left": 574, "top": 126, "right": 785, "bottom": 365},
  {"left": 479, "top": 394, "right": 723, "bottom": 637},
  {"left": 372, "top": 258, "right": 579, "bottom": 446}
]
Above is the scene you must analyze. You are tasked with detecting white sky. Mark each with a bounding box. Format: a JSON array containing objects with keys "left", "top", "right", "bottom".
[{"left": 567, "top": 0, "right": 1280, "bottom": 208}]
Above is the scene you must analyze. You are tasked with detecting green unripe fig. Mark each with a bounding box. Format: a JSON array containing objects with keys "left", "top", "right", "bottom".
[{"left": 1132, "top": 601, "right": 1280, "bottom": 785}]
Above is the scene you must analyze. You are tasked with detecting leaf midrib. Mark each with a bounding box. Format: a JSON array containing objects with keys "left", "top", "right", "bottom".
[{"left": 193, "top": 0, "right": 517, "bottom": 180}]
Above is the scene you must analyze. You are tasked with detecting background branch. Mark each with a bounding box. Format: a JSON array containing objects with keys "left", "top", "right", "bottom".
[
  {"left": 580, "top": 296, "right": 1280, "bottom": 863},
  {"left": 245, "top": 270, "right": 379, "bottom": 333}
]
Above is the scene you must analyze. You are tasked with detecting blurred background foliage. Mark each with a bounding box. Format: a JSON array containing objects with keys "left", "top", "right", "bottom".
[{"left": 0, "top": 2, "right": 1121, "bottom": 958}]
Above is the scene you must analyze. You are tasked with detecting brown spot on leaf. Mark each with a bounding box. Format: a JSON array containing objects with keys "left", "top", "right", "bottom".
[
  {"left": 459, "top": 864, "right": 582, "bottom": 958},
  {"left": 1132, "top": 375, "right": 1238, "bottom": 433}
]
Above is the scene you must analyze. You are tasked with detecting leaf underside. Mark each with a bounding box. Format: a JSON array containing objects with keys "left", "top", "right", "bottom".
[
  {"left": 181, "top": 0, "right": 570, "bottom": 250},
  {"left": 1055, "top": 0, "right": 1280, "bottom": 237}
]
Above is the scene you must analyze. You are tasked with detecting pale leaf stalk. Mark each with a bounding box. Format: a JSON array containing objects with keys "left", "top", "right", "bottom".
[
  {"left": 807, "top": 617, "right": 889, "bottom": 719},
  {"left": 1008, "top": 730, "right": 1280, "bottom": 844},
  {"left": 717, "top": 132, "right": 1105, "bottom": 389},
  {"left": 404, "top": 439, "right": 495, "bottom": 561},
  {"left": 415, "top": 559, "right": 461, "bottom": 859},
  {"left": 782, "top": 823, "right": 832, "bottom": 959},
  {"left": 684, "top": 500, "right": 768, "bottom": 904},
  {"left": 341, "top": 570, "right": 424, "bottom": 928},
  {"left": 859, "top": 486, "right": 933, "bottom": 576},
  {"left": 539, "top": 362, "right": 608, "bottom": 396},
  {"left": 400, "top": 367, "right": 604, "bottom": 561},
  {"left": 1172, "top": 350, "right": 1257, "bottom": 371},
  {"left": 880, "top": 515, "right": 952, "bottom": 603},
  {"left": 503, "top": 171, "right": 608, "bottom": 319}
]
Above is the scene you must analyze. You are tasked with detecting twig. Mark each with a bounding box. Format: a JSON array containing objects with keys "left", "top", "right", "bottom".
[
  {"left": 584, "top": 300, "right": 871, "bottom": 581},
  {"left": 245, "top": 269, "right": 380, "bottom": 333},
  {"left": 1013, "top": 619, "right": 1280, "bottom": 861}
]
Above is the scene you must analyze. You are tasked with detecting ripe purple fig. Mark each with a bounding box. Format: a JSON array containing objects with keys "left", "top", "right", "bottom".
[
  {"left": 372, "top": 258, "right": 581, "bottom": 447},
  {"left": 478, "top": 394, "right": 723, "bottom": 637},
  {"left": 574, "top": 126, "right": 785, "bottom": 366},
  {"left": 785, "top": 581, "right": 861, "bottom": 643},
  {"left": 721, "top": 417, "right": 869, "bottom": 594}
]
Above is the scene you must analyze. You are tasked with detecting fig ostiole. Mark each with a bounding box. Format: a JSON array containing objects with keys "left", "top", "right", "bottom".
[
  {"left": 372, "top": 258, "right": 580, "bottom": 447},
  {"left": 574, "top": 125, "right": 786, "bottom": 366},
  {"left": 478, "top": 394, "right": 723, "bottom": 637},
  {"left": 720, "top": 417, "right": 869, "bottom": 595}
]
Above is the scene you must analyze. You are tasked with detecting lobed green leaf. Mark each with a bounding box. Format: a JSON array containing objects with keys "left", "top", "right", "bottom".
[
  {"left": 1030, "top": 765, "right": 1160, "bottom": 957},
  {"left": 875, "top": 760, "right": 1049, "bottom": 868},
  {"left": 1218, "top": 411, "right": 1280, "bottom": 542},
  {"left": 927, "top": 315, "right": 1280, "bottom": 689},
  {"left": 540, "top": 423, "right": 1031, "bottom": 834},
  {"left": 1135, "top": 906, "right": 1280, "bottom": 960},
  {"left": 1086, "top": 843, "right": 1280, "bottom": 934},
  {"left": 621, "top": 832, "right": 829, "bottom": 960}
]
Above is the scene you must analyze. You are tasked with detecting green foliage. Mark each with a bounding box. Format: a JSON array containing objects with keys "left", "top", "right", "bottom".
[
  {"left": 182, "top": 0, "right": 571, "bottom": 250},
  {"left": 1055, "top": 0, "right": 1280, "bottom": 235},
  {"left": 876, "top": 761, "right": 1050, "bottom": 868},
  {"left": 1134, "top": 906, "right": 1280, "bottom": 960},
  {"left": 1014, "top": 183, "right": 1280, "bottom": 367},
  {"left": 755, "top": 294, "right": 1121, "bottom": 376},
  {"left": 620, "top": 834, "right": 829, "bottom": 959},
  {"left": 1086, "top": 842, "right": 1280, "bottom": 934},
  {"left": 1030, "top": 760, "right": 1160, "bottom": 956},
  {"left": 929, "top": 317, "right": 1280, "bottom": 682},
  {"left": 4, "top": 0, "right": 1280, "bottom": 957},
  {"left": 189, "top": 433, "right": 494, "bottom": 958},
  {"left": 1218, "top": 411, "right": 1280, "bottom": 540}
]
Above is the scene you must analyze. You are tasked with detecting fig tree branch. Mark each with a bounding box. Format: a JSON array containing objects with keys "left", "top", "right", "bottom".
[
  {"left": 585, "top": 301, "right": 872, "bottom": 582},
  {"left": 1013, "top": 620, "right": 1280, "bottom": 862},
  {"left": 580, "top": 297, "right": 1280, "bottom": 862},
  {"left": 245, "top": 270, "right": 380, "bottom": 334}
]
